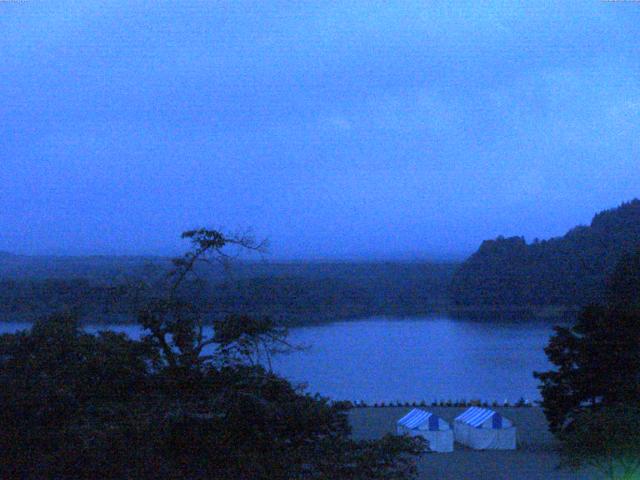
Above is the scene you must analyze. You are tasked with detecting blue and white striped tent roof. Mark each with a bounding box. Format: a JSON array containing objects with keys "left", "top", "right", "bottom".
[
  {"left": 455, "top": 407, "right": 504, "bottom": 428},
  {"left": 397, "top": 409, "right": 442, "bottom": 431}
]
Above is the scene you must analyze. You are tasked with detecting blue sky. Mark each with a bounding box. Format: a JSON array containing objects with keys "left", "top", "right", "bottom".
[{"left": 1, "top": 1, "right": 639, "bottom": 259}]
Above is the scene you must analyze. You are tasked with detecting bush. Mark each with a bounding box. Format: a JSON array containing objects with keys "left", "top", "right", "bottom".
[{"left": 0, "top": 311, "right": 423, "bottom": 479}]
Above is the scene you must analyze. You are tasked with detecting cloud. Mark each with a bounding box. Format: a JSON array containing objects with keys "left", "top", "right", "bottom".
[
  {"left": 1, "top": 2, "right": 640, "bottom": 256},
  {"left": 320, "top": 115, "right": 353, "bottom": 132}
]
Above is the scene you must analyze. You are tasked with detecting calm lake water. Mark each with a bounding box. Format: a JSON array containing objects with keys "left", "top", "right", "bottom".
[{"left": 0, "top": 317, "right": 555, "bottom": 403}]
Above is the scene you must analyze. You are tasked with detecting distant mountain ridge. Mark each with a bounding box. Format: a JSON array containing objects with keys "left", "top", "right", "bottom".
[{"left": 450, "top": 199, "right": 640, "bottom": 310}]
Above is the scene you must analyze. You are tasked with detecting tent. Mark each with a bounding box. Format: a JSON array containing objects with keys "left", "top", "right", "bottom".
[
  {"left": 453, "top": 407, "right": 516, "bottom": 450},
  {"left": 396, "top": 408, "right": 454, "bottom": 453}
]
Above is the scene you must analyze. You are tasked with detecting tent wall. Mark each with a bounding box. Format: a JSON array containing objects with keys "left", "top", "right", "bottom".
[
  {"left": 454, "top": 422, "right": 516, "bottom": 450},
  {"left": 426, "top": 430, "right": 454, "bottom": 453},
  {"left": 397, "top": 426, "right": 454, "bottom": 453},
  {"left": 396, "top": 411, "right": 453, "bottom": 453}
]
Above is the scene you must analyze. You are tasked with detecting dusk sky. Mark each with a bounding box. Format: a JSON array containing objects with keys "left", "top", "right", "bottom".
[{"left": 1, "top": 1, "right": 639, "bottom": 259}]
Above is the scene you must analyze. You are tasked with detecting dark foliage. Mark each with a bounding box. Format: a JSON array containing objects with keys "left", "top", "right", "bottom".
[
  {"left": 534, "top": 249, "right": 640, "bottom": 478},
  {"left": 534, "top": 306, "right": 640, "bottom": 433},
  {"left": 0, "top": 229, "right": 423, "bottom": 479},
  {"left": 534, "top": 248, "right": 640, "bottom": 434},
  {"left": 0, "top": 262, "right": 457, "bottom": 325},
  {"left": 451, "top": 199, "right": 640, "bottom": 309},
  {"left": 606, "top": 248, "right": 640, "bottom": 313},
  {"left": 559, "top": 404, "right": 640, "bottom": 479},
  {"left": 0, "top": 312, "right": 158, "bottom": 479}
]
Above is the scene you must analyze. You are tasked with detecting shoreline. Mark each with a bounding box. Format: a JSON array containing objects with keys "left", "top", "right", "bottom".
[
  {"left": 346, "top": 399, "right": 536, "bottom": 408},
  {"left": 0, "top": 305, "right": 577, "bottom": 327}
]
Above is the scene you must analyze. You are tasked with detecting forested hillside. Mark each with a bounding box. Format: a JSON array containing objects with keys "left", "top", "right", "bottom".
[
  {"left": 0, "top": 258, "right": 457, "bottom": 325},
  {"left": 450, "top": 199, "right": 640, "bottom": 310}
]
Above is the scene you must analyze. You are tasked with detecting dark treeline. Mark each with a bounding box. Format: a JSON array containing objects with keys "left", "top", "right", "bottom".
[
  {"left": 0, "top": 260, "right": 457, "bottom": 325},
  {"left": 0, "top": 252, "right": 169, "bottom": 281},
  {"left": 451, "top": 199, "right": 640, "bottom": 312},
  {"left": 6, "top": 199, "right": 639, "bottom": 324}
]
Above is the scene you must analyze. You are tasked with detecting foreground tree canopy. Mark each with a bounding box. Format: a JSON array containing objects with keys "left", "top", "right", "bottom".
[
  {"left": 535, "top": 249, "right": 640, "bottom": 478},
  {"left": 535, "top": 248, "right": 640, "bottom": 433},
  {"left": 559, "top": 405, "right": 640, "bottom": 480},
  {"left": 0, "top": 229, "right": 423, "bottom": 479}
]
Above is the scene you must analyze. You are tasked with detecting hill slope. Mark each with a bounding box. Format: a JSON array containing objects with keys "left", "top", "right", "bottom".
[{"left": 450, "top": 199, "right": 640, "bottom": 310}]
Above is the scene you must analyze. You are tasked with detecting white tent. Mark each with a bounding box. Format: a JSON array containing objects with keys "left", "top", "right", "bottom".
[
  {"left": 396, "top": 408, "right": 454, "bottom": 453},
  {"left": 453, "top": 407, "right": 516, "bottom": 450}
]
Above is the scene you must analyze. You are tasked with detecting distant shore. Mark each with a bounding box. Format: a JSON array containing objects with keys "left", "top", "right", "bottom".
[{"left": 0, "top": 304, "right": 579, "bottom": 327}]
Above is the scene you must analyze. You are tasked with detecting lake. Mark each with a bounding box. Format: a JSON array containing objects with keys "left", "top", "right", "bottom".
[{"left": 0, "top": 317, "right": 555, "bottom": 403}]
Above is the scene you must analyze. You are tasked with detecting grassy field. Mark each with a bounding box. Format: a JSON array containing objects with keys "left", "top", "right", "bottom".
[{"left": 349, "top": 407, "right": 600, "bottom": 479}]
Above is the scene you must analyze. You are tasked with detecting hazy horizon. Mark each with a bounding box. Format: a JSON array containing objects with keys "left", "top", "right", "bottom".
[
  {"left": 2, "top": 2, "right": 639, "bottom": 259},
  {"left": 1, "top": 197, "right": 635, "bottom": 261}
]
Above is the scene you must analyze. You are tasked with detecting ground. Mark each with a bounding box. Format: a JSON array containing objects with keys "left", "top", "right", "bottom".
[{"left": 348, "top": 407, "right": 600, "bottom": 479}]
